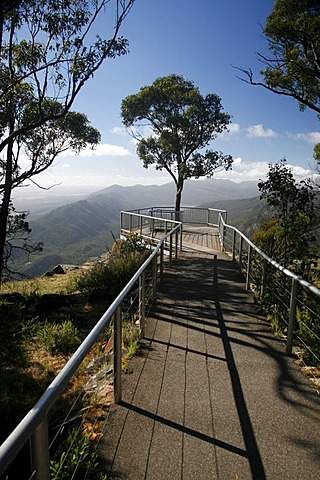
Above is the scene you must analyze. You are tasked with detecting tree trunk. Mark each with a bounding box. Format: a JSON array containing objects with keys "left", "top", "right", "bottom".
[
  {"left": 0, "top": 137, "right": 14, "bottom": 282},
  {"left": 175, "top": 179, "right": 184, "bottom": 221}
]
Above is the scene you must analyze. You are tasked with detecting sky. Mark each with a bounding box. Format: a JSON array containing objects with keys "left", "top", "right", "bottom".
[{"left": 20, "top": 0, "right": 320, "bottom": 192}]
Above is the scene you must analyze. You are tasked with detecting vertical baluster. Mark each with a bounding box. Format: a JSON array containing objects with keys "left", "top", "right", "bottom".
[
  {"left": 30, "top": 416, "right": 50, "bottom": 480},
  {"left": 114, "top": 306, "right": 122, "bottom": 403}
]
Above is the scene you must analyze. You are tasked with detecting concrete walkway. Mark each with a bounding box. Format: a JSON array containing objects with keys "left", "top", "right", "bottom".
[{"left": 99, "top": 249, "right": 320, "bottom": 479}]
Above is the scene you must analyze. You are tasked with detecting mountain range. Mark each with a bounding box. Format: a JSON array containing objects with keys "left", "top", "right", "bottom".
[{"left": 14, "top": 178, "right": 263, "bottom": 277}]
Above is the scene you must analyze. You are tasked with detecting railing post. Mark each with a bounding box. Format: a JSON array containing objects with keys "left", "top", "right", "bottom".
[
  {"left": 139, "top": 272, "right": 146, "bottom": 338},
  {"left": 160, "top": 243, "right": 164, "bottom": 280},
  {"left": 129, "top": 214, "right": 132, "bottom": 233},
  {"left": 180, "top": 224, "right": 183, "bottom": 251},
  {"left": 30, "top": 416, "right": 50, "bottom": 480},
  {"left": 246, "top": 244, "right": 252, "bottom": 290},
  {"left": 114, "top": 306, "right": 122, "bottom": 404},
  {"left": 152, "top": 255, "right": 157, "bottom": 299},
  {"left": 261, "top": 258, "right": 267, "bottom": 299},
  {"left": 139, "top": 215, "right": 142, "bottom": 235},
  {"left": 221, "top": 219, "right": 225, "bottom": 249},
  {"left": 175, "top": 229, "right": 178, "bottom": 258},
  {"left": 286, "top": 278, "right": 298, "bottom": 355},
  {"left": 213, "top": 254, "right": 218, "bottom": 288},
  {"left": 232, "top": 230, "right": 236, "bottom": 261},
  {"left": 239, "top": 236, "right": 243, "bottom": 274},
  {"left": 169, "top": 232, "right": 173, "bottom": 267}
]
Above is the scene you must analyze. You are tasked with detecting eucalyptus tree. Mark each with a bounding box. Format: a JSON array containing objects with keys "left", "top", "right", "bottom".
[
  {"left": 0, "top": 0, "right": 135, "bottom": 280},
  {"left": 257, "top": 159, "right": 317, "bottom": 271},
  {"left": 121, "top": 74, "right": 233, "bottom": 215},
  {"left": 236, "top": 0, "right": 320, "bottom": 158},
  {"left": 0, "top": 106, "right": 101, "bottom": 280}
]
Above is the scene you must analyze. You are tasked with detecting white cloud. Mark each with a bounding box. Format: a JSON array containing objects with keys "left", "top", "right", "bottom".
[
  {"left": 247, "top": 124, "right": 278, "bottom": 139},
  {"left": 62, "top": 163, "right": 70, "bottom": 168},
  {"left": 110, "top": 126, "right": 127, "bottom": 136},
  {"left": 295, "top": 132, "right": 320, "bottom": 144},
  {"left": 228, "top": 123, "right": 240, "bottom": 134},
  {"left": 73, "top": 143, "right": 133, "bottom": 157},
  {"left": 213, "top": 158, "right": 312, "bottom": 183}
]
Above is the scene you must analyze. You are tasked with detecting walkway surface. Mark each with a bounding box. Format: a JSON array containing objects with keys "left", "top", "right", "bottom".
[{"left": 99, "top": 236, "right": 320, "bottom": 479}]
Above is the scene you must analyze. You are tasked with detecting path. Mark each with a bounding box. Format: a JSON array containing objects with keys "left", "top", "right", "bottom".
[{"left": 99, "top": 243, "right": 320, "bottom": 479}]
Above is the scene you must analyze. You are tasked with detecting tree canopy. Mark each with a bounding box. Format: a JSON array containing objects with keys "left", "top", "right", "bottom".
[
  {"left": 238, "top": 0, "right": 320, "bottom": 115},
  {"left": 256, "top": 159, "right": 317, "bottom": 271},
  {"left": 236, "top": 0, "right": 320, "bottom": 160},
  {"left": 121, "top": 74, "right": 233, "bottom": 214},
  {"left": 0, "top": 0, "right": 135, "bottom": 280}
]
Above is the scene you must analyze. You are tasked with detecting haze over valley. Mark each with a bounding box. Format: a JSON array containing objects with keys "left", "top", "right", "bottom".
[{"left": 13, "top": 178, "right": 262, "bottom": 277}]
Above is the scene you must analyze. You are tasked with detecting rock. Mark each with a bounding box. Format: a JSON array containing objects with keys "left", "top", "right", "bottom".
[{"left": 44, "top": 264, "right": 66, "bottom": 276}]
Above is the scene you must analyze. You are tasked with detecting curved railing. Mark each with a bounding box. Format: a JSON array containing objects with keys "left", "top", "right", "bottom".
[
  {"left": 0, "top": 214, "right": 181, "bottom": 480},
  {"left": 217, "top": 212, "right": 320, "bottom": 367},
  {"left": 1, "top": 206, "right": 319, "bottom": 479}
]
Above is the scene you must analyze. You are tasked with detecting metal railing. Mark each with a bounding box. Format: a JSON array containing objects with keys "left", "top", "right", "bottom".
[
  {"left": 1, "top": 206, "right": 319, "bottom": 479},
  {"left": 0, "top": 215, "right": 181, "bottom": 480},
  {"left": 123, "top": 206, "right": 227, "bottom": 227},
  {"left": 218, "top": 212, "right": 320, "bottom": 371}
]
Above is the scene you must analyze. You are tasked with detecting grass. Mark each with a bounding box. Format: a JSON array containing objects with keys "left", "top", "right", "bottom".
[
  {"left": 1, "top": 241, "right": 147, "bottom": 477},
  {"left": 0, "top": 269, "right": 82, "bottom": 296}
]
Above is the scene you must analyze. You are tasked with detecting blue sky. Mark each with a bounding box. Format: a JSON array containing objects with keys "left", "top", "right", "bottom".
[{"left": 29, "top": 0, "right": 320, "bottom": 190}]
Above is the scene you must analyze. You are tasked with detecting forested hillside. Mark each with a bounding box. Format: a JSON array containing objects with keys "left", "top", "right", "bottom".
[{"left": 14, "top": 179, "right": 260, "bottom": 277}]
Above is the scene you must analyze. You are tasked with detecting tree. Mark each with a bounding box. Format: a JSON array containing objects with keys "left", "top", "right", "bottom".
[
  {"left": 0, "top": 106, "right": 101, "bottom": 280},
  {"left": 0, "top": 0, "right": 135, "bottom": 280},
  {"left": 121, "top": 74, "right": 233, "bottom": 215},
  {"left": 236, "top": 0, "right": 320, "bottom": 157},
  {"left": 3, "top": 203, "right": 43, "bottom": 279},
  {"left": 257, "top": 159, "right": 317, "bottom": 272}
]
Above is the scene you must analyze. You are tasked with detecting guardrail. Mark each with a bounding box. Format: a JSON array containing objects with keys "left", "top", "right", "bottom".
[
  {"left": 123, "top": 206, "right": 227, "bottom": 227},
  {"left": 218, "top": 212, "right": 320, "bottom": 371},
  {"left": 1, "top": 206, "right": 319, "bottom": 479},
  {"left": 0, "top": 216, "right": 181, "bottom": 480}
]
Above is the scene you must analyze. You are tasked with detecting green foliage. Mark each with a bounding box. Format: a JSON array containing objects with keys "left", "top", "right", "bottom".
[
  {"left": 0, "top": 0, "right": 135, "bottom": 281},
  {"left": 37, "top": 319, "right": 80, "bottom": 355},
  {"left": 239, "top": 0, "right": 320, "bottom": 118},
  {"left": 296, "top": 307, "right": 320, "bottom": 367},
  {"left": 262, "top": 0, "right": 320, "bottom": 117},
  {"left": 121, "top": 74, "right": 233, "bottom": 211},
  {"left": 76, "top": 238, "right": 148, "bottom": 300},
  {"left": 0, "top": 298, "right": 28, "bottom": 367},
  {"left": 50, "top": 428, "right": 108, "bottom": 480},
  {"left": 76, "top": 254, "right": 147, "bottom": 301},
  {"left": 257, "top": 159, "right": 317, "bottom": 271}
]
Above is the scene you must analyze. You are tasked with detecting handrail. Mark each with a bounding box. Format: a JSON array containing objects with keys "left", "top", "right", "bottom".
[
  {"left": 0, "top": 219, "right": 181, "bottom": 479},
  {"left": 1, "top": 205, "right": 319, "bottom": 478},
  {"left": 218, "top": 213, "right": 320, "bottom": 298}
]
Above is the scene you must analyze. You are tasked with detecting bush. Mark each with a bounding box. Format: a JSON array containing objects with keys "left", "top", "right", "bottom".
[
  {"left": 50, "top": 428, "right": 107, "bottom": 480},
  {"left": 0, "top": 299, "right": 28, "bottom": 368},
  {"left": 76, "top": 242, "right": 148, "bottom": 301},
  {"left": 37, "top": 319, "right": 80, "bottom": 355},
  {"left": 296, "top": 308, "right": 320, "bottom": 368}
]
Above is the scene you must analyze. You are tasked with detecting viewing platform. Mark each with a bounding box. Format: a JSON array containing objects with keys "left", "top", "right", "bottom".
[
  {"left": 1, "top": 209, "right": 319, "bottom": 480},
  {"left": 99, "top": 234, "right": 320, "bottom": 479}
]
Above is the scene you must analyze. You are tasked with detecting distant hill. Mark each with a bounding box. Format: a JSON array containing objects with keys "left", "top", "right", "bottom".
[
  {"left": 90, "top": 178, "right": 259, "bottom": 207},
  {"left": 14, "top": 178, "right": 260, "bottom": 277},
  {"left": 199, "top": 195, "right": 269, "bottom": 237}
]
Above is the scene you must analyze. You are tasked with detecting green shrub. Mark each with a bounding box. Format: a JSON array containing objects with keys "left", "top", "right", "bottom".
[
  {"left": 37, "top": 319, "right": 80, "bottom": 355},
  {"left": 50, "top": 428, "right": 107, "bottom": 480},
  {"left": 296, "top": 308, "right": 320, "bottom": 368},
  {"left": 76, "top": 249, "right": 148, "bottom": 301},
  {"left": 0, "top": 299, "right": 28, "bottom": 368}
]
